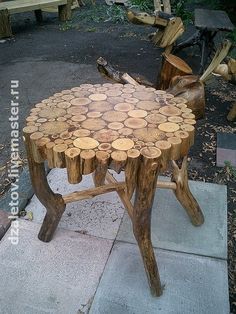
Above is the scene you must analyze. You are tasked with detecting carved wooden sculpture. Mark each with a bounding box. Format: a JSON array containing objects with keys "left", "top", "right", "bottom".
[{"left": 24, "top": 83, "right": 204, "bottom": 296}]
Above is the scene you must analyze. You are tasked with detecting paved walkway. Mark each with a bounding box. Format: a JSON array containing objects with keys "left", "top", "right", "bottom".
[{"left": 0, "top": 170, "right": 229, "bottom": 313}]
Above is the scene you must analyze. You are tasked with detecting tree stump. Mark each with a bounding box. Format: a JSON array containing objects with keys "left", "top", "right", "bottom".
[
  {"left": 0, "top": 9, "right": 12, "bottom": 39},
  {"left": 158, "top": 53, "right": 193, "bottom": 90}
]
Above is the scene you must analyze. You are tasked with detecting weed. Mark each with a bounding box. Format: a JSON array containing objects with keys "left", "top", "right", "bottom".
[
  {"left": 224, "top": 161, "right": 236, "bottom": 181},
  {"left": 59, "top": 21, "right": 73, "bottom": 31},
  {"left": 128, "top": 0, "right": 153, "bottom": 13}
]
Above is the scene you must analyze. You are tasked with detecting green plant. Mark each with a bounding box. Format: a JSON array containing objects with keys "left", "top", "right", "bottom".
[
  {"left": 224, "top": 161, "right": 236, "bottom": 180},
  {"left": 105, "top": 5, "right": 127, "bottom": 23},
  {"left": 171, "top": 0, "right": 193, "bottom": 25},
  {"left": 59, "top": 21, "right": 73, "bottom": 31},
  {"left": 128, "top": 0, "right": 154, "bottom": 12}
]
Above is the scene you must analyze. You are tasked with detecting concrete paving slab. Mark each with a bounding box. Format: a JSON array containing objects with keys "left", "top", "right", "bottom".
[
  {"left": 0, "top": 219, "right": 113, "bottom": 314},
  {"left": 89, "top": 241, "right": 229, "bottom": 314},
  {"left": 25, "top": 169, "right": 125, "bottom": 240},
  {"left": 117, "top": 178, "right": 227, "bottom": 259}
]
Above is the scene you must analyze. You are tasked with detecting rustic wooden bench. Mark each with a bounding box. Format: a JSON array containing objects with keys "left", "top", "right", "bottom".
[{"left": 0, "top": 0, "right": 72, "bottom": 39}]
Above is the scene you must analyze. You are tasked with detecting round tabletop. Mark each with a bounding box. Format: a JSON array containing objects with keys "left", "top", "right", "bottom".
[{"left": 23, "top": 83, "right": 196, "bottom": 176}]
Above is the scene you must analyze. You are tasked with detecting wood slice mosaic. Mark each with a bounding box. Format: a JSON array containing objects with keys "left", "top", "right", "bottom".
[{"left": 24, "top": 83, "right": 196, "bottom": 178}]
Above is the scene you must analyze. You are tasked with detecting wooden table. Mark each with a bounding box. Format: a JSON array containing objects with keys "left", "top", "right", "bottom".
[
  {"left": 175, "top": 9, "right": 234, "bottom": 73},
  {"left": 23, "top": 83, "right": 204, "bottom": 296}
]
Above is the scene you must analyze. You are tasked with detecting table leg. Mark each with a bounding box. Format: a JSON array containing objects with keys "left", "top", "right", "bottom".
[
  {"left": 25, "top": 138, "right": 66, "bottom": 242},
  {"left": 132, "top": 155, "right": 162, "bottom": 296},
  {"left": 171, "top": 156, "right": 204, "bottom": 226}
]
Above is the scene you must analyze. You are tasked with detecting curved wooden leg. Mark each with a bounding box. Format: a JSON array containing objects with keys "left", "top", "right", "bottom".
[
  {"left": 133, "top": 151, "right": 162, "bottom": 296},
  {"left": 171, "top": 156, "right": 204, "bottom": 226},
  {"left": 24, "top": 132, "right": 66, "bottom": 242}
]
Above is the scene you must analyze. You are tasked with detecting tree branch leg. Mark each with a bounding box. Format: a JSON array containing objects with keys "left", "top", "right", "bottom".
[
  {"left": 132, "top": 153, "right": 162, "bottom": 296},
  {"left": 171, "top": 156, "right": 204, "bottom": 226},
  {"left": 24, "top": 130, "right": 66, "bottom": 242}
]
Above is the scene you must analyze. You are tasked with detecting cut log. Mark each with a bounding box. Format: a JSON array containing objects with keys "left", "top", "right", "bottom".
[
  {"left": 58, "top": 0, "right": 72, "bottom": 21},
  {"left": 200, "top": 40, "right": 232, "bottom": 83},
  {"left": 65, "top": 147, "right": 82, "bottom": 184},
  {"left": 0, "top": 9, "right": 12, "bottom": 39},
  {"left": 93, "top": 151, "right": 110, "bottom": 186},
  {"left": 158, "top": 53, "right": 192, "bottom": 90},
  {"left": 53, "top": 143, "right": 68, "bottom": 168},
  {"left": 80, "top": 150, "right": 96, "bottom": 175},
  {"left": 110, "top": 151, "right": 127, "bottom": 173},
  {"left": 125, "top": 149, "right": 140, "bottom": 199},
  {"left": 168, "top": 75, "right": 205, "bottom": 120}
]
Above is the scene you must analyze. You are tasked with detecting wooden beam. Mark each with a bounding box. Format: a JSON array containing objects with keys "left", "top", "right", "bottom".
[
  {"left": 63, "top": 182, "right": 126, "bottom": 204},
  {"left": 156, "top": 180, "right": 176, "bottom": 190},
  {"left": 106, "top": 171, "right": 134, "bottom": 219}
]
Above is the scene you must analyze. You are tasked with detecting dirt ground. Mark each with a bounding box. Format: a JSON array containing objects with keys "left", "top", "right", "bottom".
[{"left": 0, "top": 4, "right": 235, "bottom": 312}]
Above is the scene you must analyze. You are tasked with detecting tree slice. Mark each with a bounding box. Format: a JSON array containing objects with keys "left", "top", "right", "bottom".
[
  {"left": 70, "top": 98, "right": 91, "bottom": 106},
  {"left": 81, "top": 118, "right": 106, "bottom": 131},
  {"left": 154, "top": 90, "right": 166, "bottom": 95},
  {"left": 122, "top": 93, "right": 133, "bottom": 99},
  {"left": 123, "top": 88, "right": 135, "bottom": 94},
  {"left": 73, "top": 91, "right": 90, "bottom": 98},
  {"left": 118, "top": 128, "right": 133, "bottom": 136},
  {"left": 38, "top": 108, "right": 66, "bottom": 119},
  {"left": 57, "top": 117, "right": 67, "bottom": 122},
  {"left": 61, "top": 89, "right": 72, "bottom": 95},
  {"left": 61, "top": 94, "right": 74, "bottom": 101},
  {"left": 128, "top": 109, "right": 147, "bottom": 118},
  {"left": 106, "top": 89, "right": 122, "bottom": 97},
  {"left": 57, "top": 102, "right": 71, "bottom": 109},
  {"left": 54, "top": 138, "right": 64, "bottom": 144},
  {"left": 158, "top": 122, "right": 180, "bottom": 132},
  {"left": 26, "top": 116, "right": 38, "bottom": 122},
  {"left": 136, "top": 100, "right": 160, "bottom": 111},
  {"left": 125, "top": 98, "right": 139, "bottom": 104},
  {"left": 111, "top": 138, "right": 134, "bottom": 151},
  {"left": 140, "top": 147, "right": 161, "bottom": 159},
  {"left": 37, "top": 118, "right": 48, "bottom": 123},
  {"left": 133, "top": 91, "right": 155, "bottom": 101},
  {"left": 93, "top": 129, "right": 119, "bottom": 142},
  {"left": 182, "top": 113, "right": 195, "bottom": 119},
  {"left": 98, "top": 143, "right": 112, "bottom": 151},
  {"left": 133, "top": 128, "right": 165, "bottom": 142},
  {"left": 97, "top": 87, "right": 108, "bottom": 92},
  {"left": 73, "top": 137, "right": 99, "bottom": 149},
  {"left": 165, "top": 132, "right": 174, "bottom": 137},
  {"left": 184, "top": 118, "right": 196, "bottom": 125},
  {"left": 159, "top": 106, "right": 182, "bottom": 116},
  {"left": 102, "top": 111, "right": 128, "bottom": 122},
  {"left": 71, "top": 115, "right": 86, "bottom": 122},
  {"left": 114, "top": 103, "right": 134, "bottom": 112},
  {"left": 89, "top": 93, "right": 107, "bottom": 101},
  {"left": 108, "top": 122, "right": 124, "bottom": 130},
  {"left": 181, "top": 107, "right": 192, "bottom": 113},
  {"left": 89, "top": 101, "right": 113, "bottom": 112},
  {"left": 39, "top": 121, "right": 69, "bottom": 135},
  {"left": 87, "top": 111, "right": 102, "bottom": 118},
  {"left": 107, "top": 96, "right": 124, "bottom": 105},
  {"left": 168, "top": 116, "right": 184, "bottom": 123},
  {"left": 65, "top": 147, "right": 81, "bottom": 184},
  {"left": 60, "top": 130, "right": 72, "bottom": 139},
  {"left": 145, "top": 113, "right": 167, "bottom": 124},
  {"left": 124, "top": 118, "right": 147, "bottom": 129},
  {"left": 68, "top": 106, "right": 88, "bottom": 116},
  {"left": 53, "top": 143, "right": 68, "bottom": 168},
  {"left": 172, "top": 97, "right": 187, "bottom": 104},
  {"left": 73, "top": 129, "right": 91, "bottom": 137}
]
